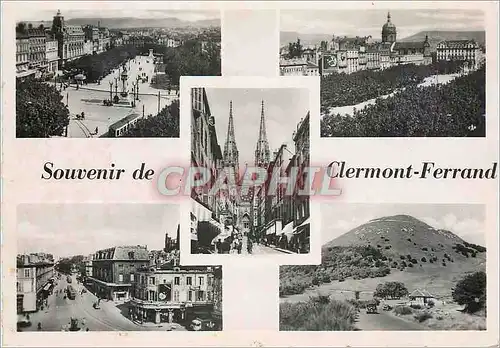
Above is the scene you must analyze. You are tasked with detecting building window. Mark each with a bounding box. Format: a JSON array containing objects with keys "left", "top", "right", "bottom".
[
  {"left": 174, "top": 277, "right": 180, "bottom": 285},
  {"left": 149, "top": 277, "right": 155, "bottom": 285},
  {"left": 197, "top": 290, "right": 205, "bottom": 301},
  {"left": 24, "top": 269, "right": 30, "bottom": 278},
  {"left": 186, "top": 276, "right": 192, "bottom": 285},
  {"left": 188, "top": 291, "right": 193, "bottom": 301},
  {"left": 118, "top": 274, "right": 123, "bottom": 282},
  {"left": 198, "top": 277, "right": 204, "bottom": 286},
  {"left": 173, "top": 290, "right": 179, "bottom": 302},
  {"left": 130, "top": 274, "right": 134, "bottom": 282}
]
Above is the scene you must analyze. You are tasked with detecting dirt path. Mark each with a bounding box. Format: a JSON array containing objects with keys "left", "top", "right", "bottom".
[{"left": 355, "top": 310, "right": 427, "bottom": 331}]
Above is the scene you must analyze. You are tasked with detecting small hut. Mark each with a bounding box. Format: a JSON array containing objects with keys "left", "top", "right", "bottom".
[{"left": 409, "top": 289, "right": 435, "bottom": 306}]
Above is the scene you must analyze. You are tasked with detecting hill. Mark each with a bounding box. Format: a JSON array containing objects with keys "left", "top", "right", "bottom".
[
  {"left": 400, "top": 30, "right": 486, "bottom": 51},
  {"left": 280, "top": 30, "right": 486, "bottom": 51},
  {"left": 280, "top": 215, "right": 485, "bottom": 297},
  {"left": 66, "top": 17, "right": 220, "bottom": 29},
  {"left": 22, "top": 17, "right": 220, "bottom": 30},
  {"left": 280, "top": 31, "right": 331, "bottom": 48}
]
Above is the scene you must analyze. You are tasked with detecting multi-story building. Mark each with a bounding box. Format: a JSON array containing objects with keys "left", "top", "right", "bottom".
[
  {"left": 45, "top": 38, "right": 59, "bottom": 73},
  {"left": 84, "top": 254, "right": 93, "bottom": 277},
  {"left": 90, "top": 245, "right": 150, "bottom": 302},
  {"left": 16, "top": 253, "right": 55, "bottom": 314},
  {"left": 27, "top": 28, "right": 47, "bottom": 72},
  {"left": 51, "top": 10, "right": 85, "bottom": 65},
  {"left": 436, "top": 39, "right": 481, "bottom": 71},
  {"left": 297, "top": 12, "right": 433, "bottom": 76},
  {"left": 191, "top": 87, "right": 224, "bottom": 252},
  {"left": 280, "top": 58, "right": 320, "bottom": 76},
  {"left": 129, "top": 261, "right": 219, "bottom": 325},
  {"left": 16, "top": 31, "right": 32, "bottom": 78},
  {"left": 290, "top": 112, "right": 310, "bottom": 253}
]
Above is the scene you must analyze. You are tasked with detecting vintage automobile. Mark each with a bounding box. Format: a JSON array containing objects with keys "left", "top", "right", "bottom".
[
  {"left": 189, "top": 318, "right": 215, "bottom": 331},
  {"left": 366, "top": 301, "right": 379, "bottom": 314}
]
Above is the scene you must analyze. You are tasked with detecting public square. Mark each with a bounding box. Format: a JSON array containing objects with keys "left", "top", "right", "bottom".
[{"left": 59, "top": 55, "right": 177, "bottom": 138}]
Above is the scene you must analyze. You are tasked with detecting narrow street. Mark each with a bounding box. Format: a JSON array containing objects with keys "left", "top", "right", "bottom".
[{"left": 20, "top": 273, "right": 186, "bottom": 332}]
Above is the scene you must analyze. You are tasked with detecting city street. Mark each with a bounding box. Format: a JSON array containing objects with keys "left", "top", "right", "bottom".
[
  {"left": 19, "top": 273, "right": 186, "bottom": 332},
  {"left": 242, "top": 236, "right": 287, "bottom": 255},
  {"left": 60, "top": 55, "right": 177, "bottom": 138}
]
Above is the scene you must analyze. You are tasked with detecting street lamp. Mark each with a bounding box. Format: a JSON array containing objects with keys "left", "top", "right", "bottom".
[
  {"left": 136, "top": 76, "right": 140, "bottom": 100},
  {"left": 114, "top": 77, "right": 118, "bottom": 97},
  {"left": 109, "top": 81, "right": 113, "bottom": 101}
]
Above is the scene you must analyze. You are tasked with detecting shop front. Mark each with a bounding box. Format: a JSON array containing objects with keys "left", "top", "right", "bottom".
[
  {"left": 264, "top": 220, "right": 282, "bottom": 247},
  {"left": 292, "top": 217, "right": 310, "bottom": 254},
  {"left": 129, "top": 299, "right": 189, "bottom": 325}
]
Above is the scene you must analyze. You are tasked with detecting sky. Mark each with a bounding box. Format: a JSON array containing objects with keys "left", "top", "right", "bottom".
[
  {"left": 321, "top": 203, "right": 486, "bottom": 246},
  {"left": 17, "top": 204, "right": 179, "bottom": 258},
  {"left": 281, "top": 9, "right": 485, "bottom": 40},
  {"left": 205, "top": 88, "right": 310, "bottom": 173},
  {"left": 16, "top": 7, "right": 220, "bottom": 22}
]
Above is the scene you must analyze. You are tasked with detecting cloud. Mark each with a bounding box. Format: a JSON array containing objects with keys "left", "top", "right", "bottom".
[{"left": 421, "top": 214, "right": 485, "bottom": 246}]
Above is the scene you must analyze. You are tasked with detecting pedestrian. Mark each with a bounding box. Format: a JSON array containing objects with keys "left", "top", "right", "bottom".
[
  {"left": 237, "top": 239, "right": 242, "bottom": 254},
  {"left": 216, "top": 239, "right": 222, "bottom": 254},
  {"left": 86, "top": 328, "right": 90, "bottom": 331},
  {"left": 37, "top": 322, "right": 42, "bottom": 331}
]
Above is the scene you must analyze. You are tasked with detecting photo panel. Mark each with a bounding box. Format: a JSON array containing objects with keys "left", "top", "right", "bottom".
[
  {"left": 15, "top": 6, "right": 221, "bottom": 138},
  {"left": 179, "top": 76, "right": 321, "bottom": 266},
  {"left": 280, "top": 202, "right": 487, "bottom": 332},
  {"left": 16, "top": 203, "right": 223, "bottom": 332},
  {"left": 279, "top": 8, "right": 486, "bottom": 138}
]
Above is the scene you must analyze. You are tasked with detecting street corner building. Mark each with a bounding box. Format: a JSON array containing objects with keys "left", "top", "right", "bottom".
[
  {"left": 89, "top": 245, "right": 150, "bottom": 302},
  {"left": 16, "top": 253, "right": 56, "bottom": 315},
  {"left": 129, "top": 262, "right": 222, "bottom": 328},
  {"left": 190, "top": 87, "right": 311, "bottom": 255}
]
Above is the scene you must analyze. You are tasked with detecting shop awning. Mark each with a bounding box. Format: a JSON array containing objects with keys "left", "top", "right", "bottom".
[
  {"left": 293, "top": 217, "right": 310, "bottom": 235},
  {"left": 281, "top": 221, "right": 294, "bottom": 237}
]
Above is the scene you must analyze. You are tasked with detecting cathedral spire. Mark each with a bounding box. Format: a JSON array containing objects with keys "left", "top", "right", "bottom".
[
  {"left": 223, "top": 100, "right": 239, "bottom": 172},
  {"left": 255, "top": 100, "right": 270, "bottom": 168}
]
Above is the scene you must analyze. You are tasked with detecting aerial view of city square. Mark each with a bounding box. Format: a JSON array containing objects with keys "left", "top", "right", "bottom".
[
  {"left": 16, "top": 204, "right": 222, "bottom": 332},
  {"left": 280, "top": 9, "right": 486, "bottom": 137},
  {"left": 15, "top": 9, "right": 221, "bottom": 138}
]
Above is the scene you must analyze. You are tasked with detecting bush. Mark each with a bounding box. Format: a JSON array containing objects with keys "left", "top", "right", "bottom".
[
  {"left": 421, "top": 257, "right": 427, "bottom": 262},
  {"left": 414, "top": 311, "right": 433, "bottom": 323},
  {"left": 452, "top": 271, "right": 486, "bottom": 313},
  {"left": 410, "top": 304, "right": 422, "bottom": 310},
  {"left": 393, "top": 305, "right": 413, "bottom": 315},
  {"left": 279, "top": 299, "right": 357, "bottom": 331}
]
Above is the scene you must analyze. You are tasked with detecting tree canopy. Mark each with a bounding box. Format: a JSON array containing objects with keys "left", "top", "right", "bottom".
[
  {"left": 287, "top": 38, "right": 304, "bottom": 59},
  {"left": 16, "top": 78, "right": 70, "bottom": 138},
  {"left": 452, "top": 271, "right": 486, "bottom": 313},
  {"left": 120, "top": 99, "right": 179, "bottom": 137},
  {"left": 374, "top": 281, "right": 409, "bottom": 299},
  {"left": 321, "top": 66, "right": 485, "bottom": 137}
]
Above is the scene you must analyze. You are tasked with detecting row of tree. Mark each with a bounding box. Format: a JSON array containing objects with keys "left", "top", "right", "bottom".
[
  {"left": 321, "top": 61, "right": 466, "bottom": 110},
  {"left": 119, "top": 99, "right": 180, "bottom": 137},
  {"left": 63, "top": 45, "right": 139, "bottom": 82},
  {"left": 320, "top": 66, "right": 485, "bottom": 137}
]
